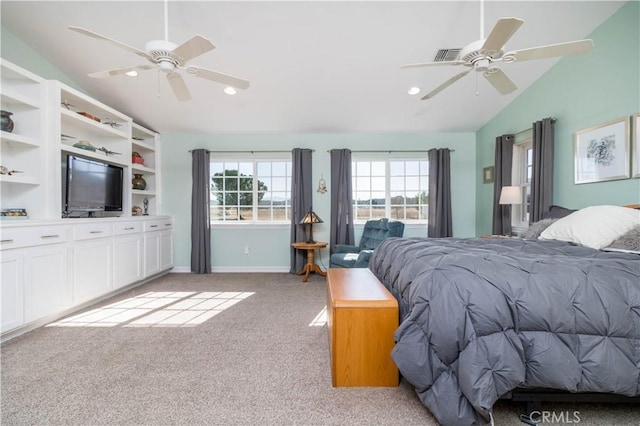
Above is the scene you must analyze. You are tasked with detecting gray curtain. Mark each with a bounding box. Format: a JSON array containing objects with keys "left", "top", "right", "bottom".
[
  {"left": 492, "top": 135, "right": 514, "bottom": 235},
  {"left": 290, "top": 148, "right": 313, "bottom": 274},
  {"left": 530, "top": 118, "right": 555, "bottom": 223},
  {"left": 428, "top": 148, "right": 452, "bottom": 237},
  {"left": 190, "top": 149, "right": 211, "bottom": 274},
  {"left": 330, "top": 149, "right": 354, "bottom": 254}
]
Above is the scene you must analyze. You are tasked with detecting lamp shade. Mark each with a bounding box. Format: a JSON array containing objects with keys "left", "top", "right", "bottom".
[
  {"left": 300, "top": 210, "right": 323, "bottom": 224},
  {"left": 499, "top": 186, "right": 522, "bottom": 205}
]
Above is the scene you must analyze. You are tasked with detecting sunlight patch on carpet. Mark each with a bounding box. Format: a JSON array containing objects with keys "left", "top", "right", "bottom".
[
  {"left": 309, "top": 305, "right": 327, "bottom": 326},
  {"left": 46, "top": 291, "right": 254, "bottom": 328}
]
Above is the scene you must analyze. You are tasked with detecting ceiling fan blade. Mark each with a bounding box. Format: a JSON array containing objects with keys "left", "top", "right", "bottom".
[
  {"left": 483, "top": 68, "right": 517, "bottom": 95},
  {"left": 186, "top": 65, "right": 250, "bottom": 90},
  {"left": 401, "top": 60, "right": 466, "bottom": 69},
  {"left": 507, "top": 39, "right": 594, "bottom": 62},
  {"left": 167, "top": 72, "right": 191, "bottom": 101},
  {"left": 481, "top": 17, "right": 524, "bottom": 55},
  {"left": 171, "top": 35, "right": 216, "bottom": 63},
  {"left": 421, "top": 68, "right": 472, "bottom": 100},
  {"left": 69, "top": 26, "right": 152, "bottom": 60},
  {"left": 88, "top": 65, "right": 154, "bottom": 78}
]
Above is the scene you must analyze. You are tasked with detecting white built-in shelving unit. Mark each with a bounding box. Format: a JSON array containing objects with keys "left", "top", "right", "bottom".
[{"left": 0, "top": 59, "right": 48, "bottom": 218}]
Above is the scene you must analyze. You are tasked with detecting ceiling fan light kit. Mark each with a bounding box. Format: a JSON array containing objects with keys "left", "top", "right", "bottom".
[
  {"left": 68, "top": 1, "right": 250, "bottom": 101},
  {"left": 402, "top": 6, "right": 593, "bottom": 100}
]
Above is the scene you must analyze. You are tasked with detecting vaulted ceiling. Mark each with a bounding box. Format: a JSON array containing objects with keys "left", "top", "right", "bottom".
[{"left": 1, "top": 1, "right": 624, "bottom": 134}]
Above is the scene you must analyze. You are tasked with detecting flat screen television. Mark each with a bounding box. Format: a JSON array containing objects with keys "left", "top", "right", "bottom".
[{"left": 62, "top": 153, "right": 124, "bottom": 217}]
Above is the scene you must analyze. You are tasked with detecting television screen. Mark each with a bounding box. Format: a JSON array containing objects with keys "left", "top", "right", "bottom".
[{"left": 62, "top": 154, "right": 123, "bottom": 214}]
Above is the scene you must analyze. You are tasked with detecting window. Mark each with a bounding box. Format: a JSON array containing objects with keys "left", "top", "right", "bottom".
[
  {"left": 352, "top": 159, "right": 428, "bottom": 222},
  {"left": 210, "top": 160, "right": 292, "bottom": 222},
  {"left": 512, "top": 141, "right": 532, "bottom": 230}
]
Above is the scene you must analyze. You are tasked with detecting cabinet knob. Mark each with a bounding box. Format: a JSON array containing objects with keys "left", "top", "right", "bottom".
[
  {"left": 89, "top": 230, "right": 103, "bottom": 234},
  {"left": 1, "top": 239, "right": 14, "bottom": 243},
  {"left": 41, "top": 235, "right": 60, "bottom": 239}
]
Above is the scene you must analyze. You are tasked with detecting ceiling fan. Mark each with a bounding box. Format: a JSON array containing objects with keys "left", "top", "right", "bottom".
[
  {"left": 402, "top": 1, "right": 593, "bottom": 100},
  {"left": 68, "top": 0, "right": 249, "bottom": 101}
]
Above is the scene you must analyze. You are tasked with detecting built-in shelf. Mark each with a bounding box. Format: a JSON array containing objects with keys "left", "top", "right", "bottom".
[
  {"left": 60, "top": 145, "right": 129, "bottom": 167},
  {"left": 1, "top": 131, "right": 40, "bottom": 148}
]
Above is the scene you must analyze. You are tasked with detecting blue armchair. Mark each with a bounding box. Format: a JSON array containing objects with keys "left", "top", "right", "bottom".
[{"left": 329, "top": 218, "right": 405, "bottom": 268}]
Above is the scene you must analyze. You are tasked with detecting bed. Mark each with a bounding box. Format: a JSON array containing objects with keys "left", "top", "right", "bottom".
[{"left": 368, "top": 205, "right": 640, "bottom": 425}]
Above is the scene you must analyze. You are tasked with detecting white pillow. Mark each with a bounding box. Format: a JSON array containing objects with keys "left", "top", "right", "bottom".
[{"left": 539, "top": 205, "right": 640, "bottom": 249}]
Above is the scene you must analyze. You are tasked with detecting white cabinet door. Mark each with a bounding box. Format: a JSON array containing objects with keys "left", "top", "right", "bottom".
[
  {"left": 143, "top": 232, "right": 160, "bottom": 277},
  {"left": 24, "top": 244, "right": 71, "bottom": 323},
  {"left": 113, "top": 234, "right": 142, "bottom": 289},
  {"left": 73, "top": 239, "right": 112, "bottom": 305},
  {"left": 159, "top": 230, "right": 173, "bottom": 271},
  {"left": 1, "top": 250, "right": 25, "bottom": 333}
]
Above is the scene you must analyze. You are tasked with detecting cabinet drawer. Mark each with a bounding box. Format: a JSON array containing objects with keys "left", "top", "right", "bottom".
[
  {"left": 113, "top": 221, "right": 142, "bottom": 235},
  {"left": 73, "top": 223, "right": 113, "bottom": 240},
  {"left": 1, "top": 226, "right": 69, "bottom": 250},
  {"left": 144, "top": 219, "right": 173, "bottom": 232}
]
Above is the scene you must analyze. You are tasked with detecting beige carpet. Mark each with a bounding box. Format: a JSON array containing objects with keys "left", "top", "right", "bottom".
[{"left": 1, "top": 273, "right": 638, "bottom": 425}]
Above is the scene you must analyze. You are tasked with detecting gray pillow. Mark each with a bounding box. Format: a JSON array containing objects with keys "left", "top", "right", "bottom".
[
  {"left": 543, "top": 205, "right": 577, "bottom": 219},
  {"left": 519, "top": 218, "right": 558, "bottom": 240},
  {"left": 606, "top": 226, "right": 640, "bottom": 251}
]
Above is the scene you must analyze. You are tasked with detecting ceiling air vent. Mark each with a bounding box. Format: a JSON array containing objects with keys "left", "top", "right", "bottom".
[{"left": 433, "top": 48, "right": 462, "bottom": 62}]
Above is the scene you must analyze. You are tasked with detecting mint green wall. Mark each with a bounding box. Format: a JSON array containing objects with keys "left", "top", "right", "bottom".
[
  {"left": 1, "top": 27, "right": 85, "bottom": 91},
  {"left": 475, "top": 1, "right": 640, "bottom": 235},
  {"left": 162, "top": 133, "right": 475, "bottom": 270}
]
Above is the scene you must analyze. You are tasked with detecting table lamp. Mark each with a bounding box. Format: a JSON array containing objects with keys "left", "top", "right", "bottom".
[
  {"left": 300, "top": 208, "right": 323, "bottom": 243},
  {"left": 499, "top": 186, "right": 522, "bottom": 235}
]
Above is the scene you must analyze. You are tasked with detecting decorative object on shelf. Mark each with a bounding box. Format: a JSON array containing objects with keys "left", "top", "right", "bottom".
[
  {"left": 132, "top": 205, "right": 142, "bottom": 216},
  {"left": 102, "top": 117, "right": 122, "bottom": 129},
  {"left": 317, "top": 174, "right": 327, "bottom": 194},
  {"left": 0, "top": 166, "right": 23, "bottom": 176},
  {"left": 132, "top": 151, "right": 145, "bottom": 165},
  {"left": 97, "top": 146, "right": 121, "bottom": 156},
  {"left": 143, "top": 198, "right": 149, "bottom": 215},
  {"left": 132, "top": 136, "right": 144, "bottom": 141},
  {"left": 61, "top": 99, "right": 75, "bottom": 110},
  {"left": 574, "top": 116, "right": 630, "bottom": 184},
  {"left": 132, "top": 173, "right": 147, "bottom": 190},
  {"left": 77, "top": 112, "right": 100, "bottom": 122},
  {"left": 61, "top": 134, "right": 76, "bottom": 141},
  {"left": 1, "top": 208, "right": 28, "bottom": 219},
  {"left": 1, "top": 110, "right": 14, "bottom": 133},
  {"left": 73, "top": 140, "right": 96, "bottom": 151},
  {"left": 299, "top": 208, "right": 323, "bottom": 243}
]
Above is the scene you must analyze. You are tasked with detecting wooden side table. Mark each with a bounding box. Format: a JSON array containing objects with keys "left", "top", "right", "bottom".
[{"left": 291, "top": 241, "right": 327, "bottom": 282}]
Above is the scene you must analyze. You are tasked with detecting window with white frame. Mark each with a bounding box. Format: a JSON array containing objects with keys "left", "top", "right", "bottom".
[
  {"left": 210, "top": 160, "right": 292, "bottom": 222},
  {"left": 512, "top": 140, "right": 532, "bottom": 230},
  {"left": 352, "top": 159, "right": 429, "bottom": 222}
]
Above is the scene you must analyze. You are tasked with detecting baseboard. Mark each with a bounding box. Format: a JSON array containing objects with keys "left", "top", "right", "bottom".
[{"left": 172, "top": 265, "right": 291, "bottom": 273}]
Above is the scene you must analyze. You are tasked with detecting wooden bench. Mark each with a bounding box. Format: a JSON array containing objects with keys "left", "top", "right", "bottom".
[{"left": 326, "top": 268, "right": 399, "bottom": 387}]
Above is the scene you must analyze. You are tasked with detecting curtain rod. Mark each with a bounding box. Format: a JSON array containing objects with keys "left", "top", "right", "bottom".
[
  {"left": 188, "top": 149, "right": 315, "bottom": 153},
  {"left": 326, "top": 149, "right": 455, "bottom": 153},
  {"left": 513, "top": 117, "right": 557, "bottom": 136}
]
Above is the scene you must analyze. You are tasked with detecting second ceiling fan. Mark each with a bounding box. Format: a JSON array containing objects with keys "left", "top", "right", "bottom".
[{"left": 402, "top": 2, "right": 593, "bottom": 100}]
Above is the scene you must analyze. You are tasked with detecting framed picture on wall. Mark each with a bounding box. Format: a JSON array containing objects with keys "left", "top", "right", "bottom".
[
  {"left": 632, "top": 113, "right": 640, "bottom": 178},
  {"left": 483, "top": 166, "right": 494, "bottom": 184},
  {"left": 574, "top": 116, "right": 630, "bottom": 184}
]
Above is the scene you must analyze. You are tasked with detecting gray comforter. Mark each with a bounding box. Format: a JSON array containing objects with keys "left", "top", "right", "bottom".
[{"left": 369, "top": 237, "right": 640, "bottom": 426}]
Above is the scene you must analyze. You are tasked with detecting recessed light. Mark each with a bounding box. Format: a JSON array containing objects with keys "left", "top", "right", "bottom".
[
  {"left": 224, "top": 87, "right": 237, "bottom": 95},
  {"left": 408, "top": 86, "right": 420, "bottom": 95},
  {"left": 125, "top": 70, "right": 138, "bottom": 77}
]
